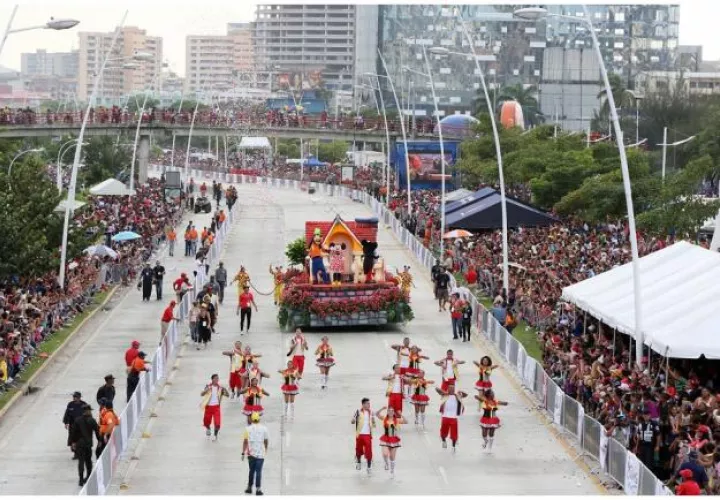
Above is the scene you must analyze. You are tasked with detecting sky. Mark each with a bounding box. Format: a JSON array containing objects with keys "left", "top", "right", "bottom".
[{"left": 2, "top": 0, "right": 720, "bottom": 77}]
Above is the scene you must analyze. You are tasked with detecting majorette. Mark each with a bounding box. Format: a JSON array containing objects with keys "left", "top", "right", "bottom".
[
  {"left": 239, "top": 346, "right": 262, "bottom": 390},
  {"left": 405, "top": 346, "right": 429, "bottom": 378},
  {"left": 242, "top": 362, "right": 270, "bottom": 389},
  {"left": 315, "top": 336, "right": 335, "bottom": 389},
  {"left": 475, "top": 389, "right": 509, "bottom": 451},
  {"left": 434, "top": 349, "right": 466, "bottom": 392},
  {"left": 473, "top": 356, "right": 498, "bottom": 391},
  {"left": 239, "top": 377, "right": 269, "bottom": 423},
  {"left": 221, "top": 341, "right": 243, "bottom": 398},
  {"left": 375, "top": 406, "right": 406, "bottom": 477},
  {"left": 404, "top": 370, "right": 434, "bottom": 427},
  {"left": 286, "top": 328, "right": 308, "bottom": 376},
  {"left": 279, "top": 360, "right": 302, "bottom": 419}
]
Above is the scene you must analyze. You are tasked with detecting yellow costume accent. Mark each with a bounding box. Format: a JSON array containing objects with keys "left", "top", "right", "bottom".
[
  {"left": 234, "top": 271, "right": 250, "bottom": 293},
  {"left": 269, "top": 266, "right": 284, "bottom": 305},
  {"left": 397, "top": 271, "right": 413, "bottom": 297}
]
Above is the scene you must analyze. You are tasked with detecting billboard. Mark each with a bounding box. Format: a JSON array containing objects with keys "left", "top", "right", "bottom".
[
  {"left": 275, "top": 70, "right": 324, "bottom": 90},
  {"left": 393, "top": 141, "right": 459, "bottom": 191}
]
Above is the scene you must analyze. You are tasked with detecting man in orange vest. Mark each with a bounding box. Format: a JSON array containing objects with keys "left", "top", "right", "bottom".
[
  {"left": 167, "top": 228, "right": 177, "bottom": 257},
  {"left": 96, "top": 400, "right": 119, "bottom": 458}
]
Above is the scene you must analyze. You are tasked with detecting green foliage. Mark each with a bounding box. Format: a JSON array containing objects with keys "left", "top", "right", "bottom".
[
  {"left": 276, "top": 139, "right": 300, "bottom": 158},
  {"left": 285, "top": 237, "right": 307, "bottom": 266},
  {"left": 126, "top": 95, "right": 160, "bottom": 113},
  {"left": 81, "top": 137, "right": 132, "bottom": 186},
  {"left": 316, "top": 141, "right": 348, "bottom": 164}
]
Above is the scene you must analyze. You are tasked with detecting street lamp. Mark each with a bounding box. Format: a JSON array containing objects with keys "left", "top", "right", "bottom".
[
  {"left": 658, "top": 131, "right": 695, "bottom": 181},
  {"left": 7, "top": 148, "right": 43, "bottom": 189},
  {"left": 514, "top": 6, "right": 645, "bottom": 369},
  {"left": 129, "top": 73, "right": 162, "bottom": 192},
  {"left": 356, "top": 80, "right": 392, "bottom": 207},
  {"left": 401, "top": 46, "right": 448, "bottom": 258},
  {"left": 59, "top": 11, "right": 128, "bottom": 291},
  {"left": 0, "top": 5, "right": 80, "bottom": 57},
  {"left": 430, "top": 39, "right": 511, "bottom": 295},
  {"left": 56, "top": 139, "right": 88, "bottom": 192}
]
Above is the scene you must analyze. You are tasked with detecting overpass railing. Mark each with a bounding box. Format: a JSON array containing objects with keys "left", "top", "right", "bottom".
[{"left": 79, "top": 201, "right": 238, "bottom": 495}]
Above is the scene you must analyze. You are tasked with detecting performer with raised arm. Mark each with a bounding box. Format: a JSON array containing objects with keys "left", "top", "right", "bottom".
[
  {"left": 315, "top": 336, "right": 335, "bottom": 389},
  {"left": 475, "top": 389, "right": 509, "bottom": 451},
  {"left": 239, "top": 346, "right": 262, "bottom": 391},
  {"left": 200, "top": 374, "right": 229, "bottom": 441},
  {"left": 269, "top": 264, "right": 284, "bottom": 305},
  {"left": 375, "top": 405, "right": 407, "bottom": 477},
  {"left": 435, "top": 381, "right": 468, "bottom": 452},
  {"left": 404, "top": 370, "right": 434, "bottom": 428},
  {"left": 473, "top": 356, "right": 499, "bottom": 392},
  {"left": 239, "top": 378, "right": 270, "bottom": 424},
  {"left": 286, "top": 328, "right": 308, "bottom": 376},
  {"left": 279, "top": 360, "right": 302, "bottom": 419},
  {"left": 382, "top": 364, "right": 405, "bottom": 415},
  {"left": 221, "top": 341, "right": 243, "bottom": 399},
  {"left": 231, "top": 265, "right": 251, "bottom": 294},
  {"left": 434, "top": 349, "right": 465, "bottom": 392}
]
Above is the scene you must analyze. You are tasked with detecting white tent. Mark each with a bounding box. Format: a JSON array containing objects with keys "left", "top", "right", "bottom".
[
  {"left": 89, "top": 179, "right": 135, "bottom": 196},
  {"left": 561, "top": 241, "right": 720, "bottom": 359},
  {"left": 239, "top": 137, "right": 271, "bottom": 150},
  {"left": 54, "top": 199, "right": 86, "bottom": 213},
  {"left": 445, "top": 189, "right": 474, "bottom": 203}
]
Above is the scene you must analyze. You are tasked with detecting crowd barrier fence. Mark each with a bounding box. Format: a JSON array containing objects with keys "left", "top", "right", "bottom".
[{"left": 79, "top": 200, "right": 237, "bottom": 495}]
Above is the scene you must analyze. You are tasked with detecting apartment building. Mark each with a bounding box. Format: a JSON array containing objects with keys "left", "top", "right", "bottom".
[{"left": 77, "top": 26, "right": 163, "bottom": 104}]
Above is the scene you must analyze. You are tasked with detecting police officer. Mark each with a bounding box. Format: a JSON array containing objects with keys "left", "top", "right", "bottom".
[
  {"left": 63, "top": 391, "right": 86, "bottom": 459},
  {"left": 70, "top": 404, "right": 100, "bottom": 486}
]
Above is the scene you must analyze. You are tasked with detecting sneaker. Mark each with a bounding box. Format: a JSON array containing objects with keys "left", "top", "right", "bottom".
[
  {"left": 367, "top": 467, "right": 372, "bottom": 476},
  {"left": 384, "top": 463, "right": 389, "bottom": 471},
  {"left": 212, "top": 435, "right": 218, "bottom": 442},
  {"left": 356, "top": 462, "right": 361, "bottom": 471},
  {"left": 78, "top": 479, "right": 85, "bottom": 487},
  {"left": 206, "top": 428, "right": 211, "bottom": 437},
  {"left": 244, "top": 488, "right": 252, "bottom": 494},
  {"left": 256, "top": 491, "right": 263, "bottom": 496},
  {"left": 442, "top": 441, "right": 447, "bottom": 449}
]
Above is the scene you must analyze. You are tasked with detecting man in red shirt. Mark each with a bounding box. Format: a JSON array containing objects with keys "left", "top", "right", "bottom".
[
  {"left": 675, "top": 469, "right": 701, "bottom": 495},
  {"left": 237, "top": 286, "right": 258, "bottom": 335},
  {"left": 125, "top": 340, "right": 140, "bottom": 368},
  {"left": 464, "top": 267, "right": 478, "bottom": 288},
  {"left": 160, "top": 300, "right": 178, "bottom": 344},
  {"left": 449, "top": 293, "right": 466, "bottom": 340}
]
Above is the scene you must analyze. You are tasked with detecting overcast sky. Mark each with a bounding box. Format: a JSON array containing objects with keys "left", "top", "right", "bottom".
[{"left": 1, "top": 0, "right": 719, "bottom": 76}]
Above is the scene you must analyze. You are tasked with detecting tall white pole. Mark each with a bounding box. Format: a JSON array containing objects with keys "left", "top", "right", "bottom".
[
  {"left": 184, "top": 98, "right": 201, "bottom": 181},
  {"left": 56, "top": 138, "right": 78, "bottom": 193},
  {"left": 170, "top": 93, "right": 185, "bottom": 170},
  {"left": 635, "top": 102, "right": 640, "bottom": 144},
  {"left": 223, "top": 135, "right": 228, "bottom": 172},
  {"left": 421, "top": 45, "right": 447, "bottom": 258},
  {"left": 59, "top": 11, "right": 128, "bottom": 290},
  {"left": 130, "top": 81, "right": 155, "bottom": 192},
  {"left": 374, "top": 77, "right": 392, "bottom": 206},
  {"left": 458, "top": 17, "right": 510, "bottom": 294},
  {"left": 661, "top": 126, "right": 668, "bottom": 182},
  {"left": 584, "top": 5, "right": 644, "bottom": 369},
  {"left": 0, "top": 5, "right": 18, "bottom": 58},
  {"left": 378, "top": 50, "right": 411, "bottom": 216}
]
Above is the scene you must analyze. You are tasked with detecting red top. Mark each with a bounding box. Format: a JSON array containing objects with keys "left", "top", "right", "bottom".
[
  {"left": 125, "top": 347, "right": 139, "bottom": 367},
  {"left": 161, "top": 305, "right": 175, "bottom": 323},
  {"left": 676, "top": 481, "right": 701, "bottom": 496},
  {"left": 465, "top": 269, "right": 477, "bottom": 285},
  {"left": 239, "top": 292, "right": 254, "bottom": 309},
  {"left": 450, "top": 299, "right": 465, "bottom": 319}
]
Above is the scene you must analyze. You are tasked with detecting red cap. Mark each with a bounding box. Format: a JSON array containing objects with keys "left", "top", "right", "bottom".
[
  {"left": 680, "top": 469, "right": 693, "bottom": 479},
  {"left": 131, "top": 340, "right": 140, "bottom": 348}
]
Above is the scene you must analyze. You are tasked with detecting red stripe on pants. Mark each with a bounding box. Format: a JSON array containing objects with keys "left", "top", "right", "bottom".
[
  {"left": 203, "top": 404, "right": 221, "bottom": 429},
  {"left": 388, "top": 393, "right": 403, "bottom": 414},
  {"left": 440, "top": 417, "right": 458, "bottom": 442},
  {"left": 355, "top": 434, "right": 372, "bottom": 461},
  {"left": 292, "top": 355, "right": 305, "bottom": 375}
]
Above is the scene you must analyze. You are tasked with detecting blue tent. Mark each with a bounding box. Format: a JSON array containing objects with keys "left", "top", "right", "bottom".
[{"left": 303, "top": 156, "right": 325, "bottom": 168}]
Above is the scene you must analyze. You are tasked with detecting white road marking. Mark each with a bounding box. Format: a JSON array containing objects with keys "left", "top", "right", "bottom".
[
  {"left": 285, "top": 469, "right": 291, "bottom": 486},
  {"left": 437, "top": 465, "right": 449, "bottom": 485}
]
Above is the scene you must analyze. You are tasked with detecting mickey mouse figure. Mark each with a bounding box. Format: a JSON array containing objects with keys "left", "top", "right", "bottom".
[{"left": 360, "top": 239, "right": 379, "bottom": 283}]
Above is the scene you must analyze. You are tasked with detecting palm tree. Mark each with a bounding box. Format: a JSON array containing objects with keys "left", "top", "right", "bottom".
[{"left": 596, "top": 73, "right": 635, "bottom": 115}]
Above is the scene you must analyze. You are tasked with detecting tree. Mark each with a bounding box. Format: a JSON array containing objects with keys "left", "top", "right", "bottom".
[
  {"left": 168, "top": 99, "right": 210, "bottom": 113},
  {"left": 81, "top": 137, "right": 131, "bottom": 186},
  {"left": 276, "top": 139, "right": 300, "bottom": 159},
  {"left": 317, "top": 141, "right": 348, "bottom": 164},
  {"left": 126, "top": 96, "right": 160, "bottom": 113},
  {"left": 285, "top": 237, "right": 307, "bottom": 267}
]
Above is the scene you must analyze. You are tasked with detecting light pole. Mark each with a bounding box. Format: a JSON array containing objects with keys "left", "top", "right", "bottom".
[
  {"left": 0, "top": 5, "right": 79, "bottom": 57},
  {"left": 56, "top": 139, "right": 88, "bottom": 192},
  {"left": 59, "top": 11, "right": 128, "bottom": 290},
  {"left": 402, "top": 45, "right": 447, "bottom": 257},
  {"left": 430, "top": 22, "right": 511, "bottom": 294},
  {"left": 357, "top": 80, "right": 391, "bottom": 206},
  {"left": 658, "top": 130, "right": 695, "bottom": 182},
  {"left": 7, "top": 148, "right": 43, "bottom": 190},
  {"left": 129, "top": 72, "right": 161, "bottom": 191},
  {"left": 626, "top": 90, "right": 644, "bottom": 144},
  {"left": 515, "top": 6, "right": 645, "bottom": 368}
]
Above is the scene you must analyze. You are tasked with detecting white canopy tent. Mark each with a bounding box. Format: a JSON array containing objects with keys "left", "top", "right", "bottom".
[
  {"left": 239, "top": 137, "right": 272, "bottom": 150},
  {"left": 561, "top": 241, "right": 720, "bottom": 359},
  {"left": 54, "top": 199, "right": 86, "bottom": 213},
  {"left": 445, "top": 189, "right": 474, "bottom": 203},
  {"left": 89, "top": 178, "right": 135, "bottom": 196}
]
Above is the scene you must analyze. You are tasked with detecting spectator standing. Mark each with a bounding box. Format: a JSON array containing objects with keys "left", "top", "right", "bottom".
[
  {"left": 127, "top": 352, "right": 150, "bottom": 402},
  {"left": 166, "top": 228, "right": 177, "bottom": 257},
  {"left": 63, "top": 391, "right": 86, "bottom": 459},
  {"left": 461, "top": 302, "right": 473, "bottom": 342},
  {"left": 96, "top": 374, "right": 116, "bottom": 407},
  {"left": 125, "top": 341, "right": 140, "bottom": 368},
  {"left": 160, "top": 300, "right": 179, "bottom": 344},
  {"left": 153, "top": 261, "right": 166, "bottom": 301},
  {"left": 243, "top": 412, "right": 269, "bottom": 496},
  {"left": 449, "top": 292, "right": 465, "bottom": 340},
  {"left": 70, "top": 404, "right": 100, "bottom": 486},
  {"left": 215, "top": 262, "right": 228, "bottom": 305},
  {"left": 491, "top": 298, "right": 507, "bottom": 326},
  {"left": 675, "top": 469, "right": 702, "bottom": 495}
]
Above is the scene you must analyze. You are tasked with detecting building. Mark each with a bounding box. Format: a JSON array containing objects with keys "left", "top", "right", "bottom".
[
  {"left": 637, "top": 71, "right": 720, "bottom": 97},
  {"left": 253, "top": 4, "right": 378, "bottom": 93},
  {"left": 77, "top": 26, "right": 163, "bottom": 105},
  {"left": 185, "top": 23, "right": 254, "bottom": 95},
  {"left": 378, "top": 4, "right": 680, "bottom": 128},
  {"left": 21, "top": 49, "right": 79, "bottom": 79}
]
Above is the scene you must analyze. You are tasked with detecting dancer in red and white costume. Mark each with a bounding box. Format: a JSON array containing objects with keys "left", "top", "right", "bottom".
[
  {"left": 434, "top": 349, "right": 465, "bottom": 392},
  {"left": 475, "top": 389, "right": 508, "bottom": 451},
  {"left": 315, "top": 336, "right": 335, "bottom": 389},
  {"left": 404, "top": 370, "right": 434, "bottom": 428},
  {"left": 286, "top": 328, "right": 308, "bottom": 376},
  {"left": 239, "top": 377, "right": 270, "bottom": 424},
  {"left": 473, "top": 356, "right": 498, "bottom": 391},
  {"left": 404, "top": 346, "right": 429, "bottom": 378},
  {"left": 221, "top": 341, "right": 243, "bottom": 398},
  {"left": 391, "top": 338, "right": 421, "bottom": 399},
  {"left": 435, "top": 381, "right": 468, "bottom": 452},
  {"left": 200, "top": 374, "right": 229, "bottom": 441},
  {"left": 239, "top": 346, "right": 262, "bottom": 391},
  {"left": 279, "top": 360, "right": 301, "bottom": 419},
  {"left": 375, "top": 406, "right": 406, "bottom": 477},
  {"left": 243, "top": 360, "right": 270, "bottom": 388},
  {"left": 351, "top": 397, "right": 376, "bottom": 475},
  {"left": 382, "top": 364, "right": 404, "bottom": 415}
]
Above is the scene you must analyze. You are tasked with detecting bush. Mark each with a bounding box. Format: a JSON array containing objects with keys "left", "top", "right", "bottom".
[{"left": 285, "top": 237, "right": 307, "bottom": 266}]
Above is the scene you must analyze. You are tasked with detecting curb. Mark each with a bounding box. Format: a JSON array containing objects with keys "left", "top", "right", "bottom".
[{"left": 0, "top": 286, "right": 119, "bottom": 420}]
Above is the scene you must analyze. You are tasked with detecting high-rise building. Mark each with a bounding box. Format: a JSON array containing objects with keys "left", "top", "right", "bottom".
[
  {"left": 378, "top": 4, "right": 680, "bottom": 130},
  {"left": 77, "top": 26, "right": 163, "bottom": 105},
  {"left": 21, "top": 49, "right": 79, "bottom": 79},
  {"left": 253, "top": 4, "right": 378, "bottom": 93},
  {"left": 185, "top": 23, "right": 254, "bottom": 95}
]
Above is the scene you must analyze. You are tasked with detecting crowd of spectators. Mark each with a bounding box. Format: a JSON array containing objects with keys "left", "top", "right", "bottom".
[{"left": 0, "top": 178, "right": 182, "bottom": 394}]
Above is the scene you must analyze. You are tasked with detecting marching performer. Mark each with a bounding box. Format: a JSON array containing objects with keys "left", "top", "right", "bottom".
[
  {"left": 395, "top": 266, "right": 415, "bottom": 299},
  {"left": 475, "top": 389, "right": 508, "bottom": 451},
  {"left": 200, "top": 374, "right": 229, "bottom": 441},
  {"left": 269, "top": 264, "right": 284, "bottom": 305},
  {"left": 436, "top": 382, "right": 468, "bottom": 452},
  {"left": 243, "top": 362, "right": 270, "bottom": 390},
  {"left": 404, "top": 370, "right": 434, "bottom": 427},
  {"left": 383, "top": 364, "right": 405, "bottom": 415},
  {"left": 351, "top": 398, "right": 376, "bottom": 475},
  {"left": 279, "top": 360, "right": 302, "bottom": 419},
  {"left": 240, "top": 346, "right": 262, "bottom": 391},
  {"left": 221, "top": 341, "right": 244, "bottom": 398},
  {"left": 286, "top": 328, "right": 308, "bottom": 376},
  {"left": 390, "top": 338, "right": 421, "bottom": 398},
  {"left": 315, "top": 336, "right": 335, "bottom": 389},
  {"left": 375, "top": 406, "right": 406, "bottom": 477},
  {"left": 473, "top": 356, "right": 498, "bottom": 391},
  {"left": 434, "top": 349, "right": 465, "bottom": 392},
  {"left": 405, "top": 346, "right": 429, "bottom": 378},
  {"left": 231, "top": 265, "right": 251, "bottom": 294},
  {"left": 239, "top": 377, "right": 269, "bottom": 423}
]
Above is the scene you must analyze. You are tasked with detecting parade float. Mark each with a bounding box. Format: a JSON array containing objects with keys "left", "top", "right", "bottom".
[{"left": 277, "top": 215, "right": 414, "bottom": 329}]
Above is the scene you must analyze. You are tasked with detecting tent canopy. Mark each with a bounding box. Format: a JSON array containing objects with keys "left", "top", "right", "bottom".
[
  {"left": 445, "top": 188, "right": 556, "bottom": 230},
  {"left": 561, "top": 241, "right": 720, "bottom": 359},
  {"left": 89, "top": 178, "right": 135, "bottom": 196},
  {"left": 54, "top": 199, "right": 86, "bottom": 213},
  {"left": 238, "top": 137, "right": 271, "bottom": 150},
  {"left": 303, "top": 156, "right": 325, "bottom": 167},
  {"left": 444, "top": 188, "right": 474, "bottom": 203}
]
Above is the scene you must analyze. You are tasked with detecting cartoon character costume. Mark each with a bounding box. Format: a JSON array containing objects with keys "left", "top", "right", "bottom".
[
  {"left": 308, "top": 228, "right": 330, "bottom": 284},
  {"left": 328, "top": 243, "right": 346, "bottom": 284},
  {"left": 361, "top": 239, "right": 378, "bottom": 283}
]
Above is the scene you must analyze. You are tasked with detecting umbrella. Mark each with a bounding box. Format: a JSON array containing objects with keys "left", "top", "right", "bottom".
[
  {"left": 84, "top": 245, "right": 118, "bottom": 259},
  {"left": 443, "top": 229, "right": 473, "bottom": 239},
  {"left": 112, "top": 231, "right": 141, "bottom": 242}
]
